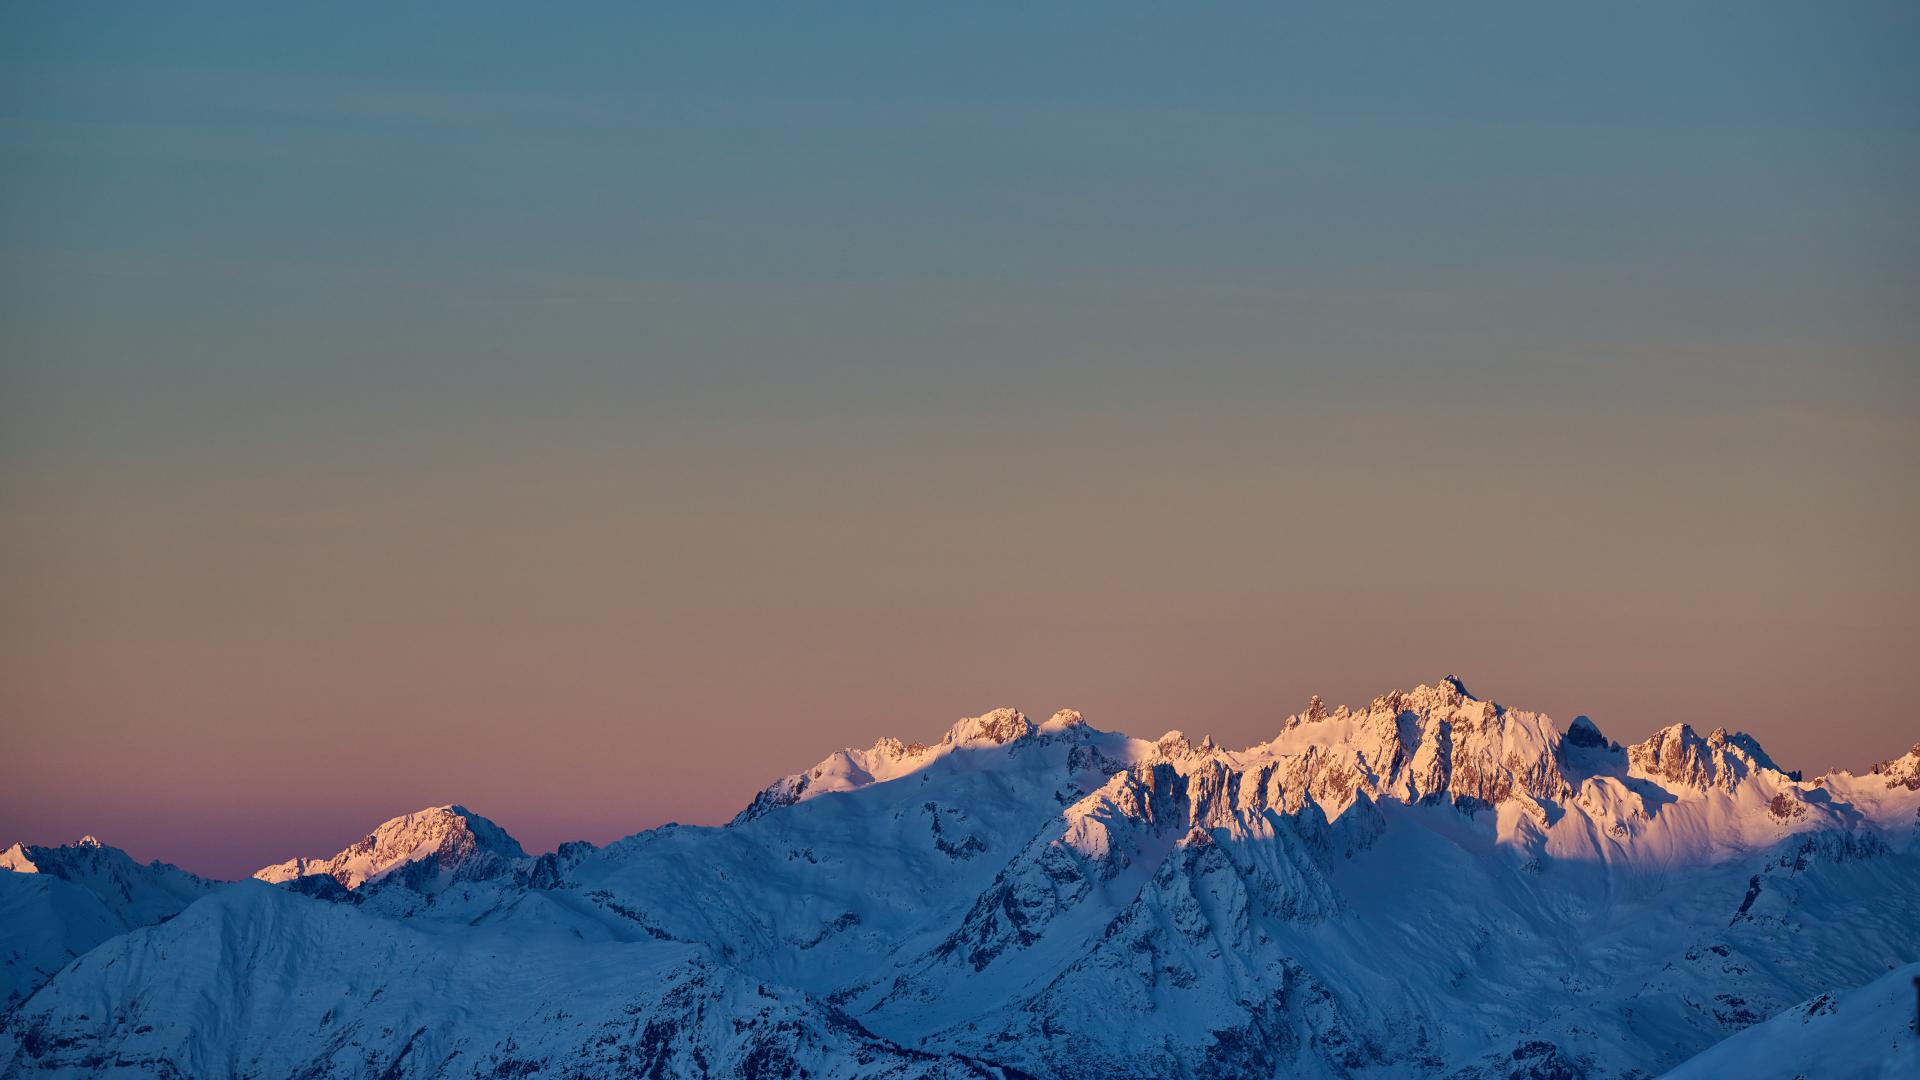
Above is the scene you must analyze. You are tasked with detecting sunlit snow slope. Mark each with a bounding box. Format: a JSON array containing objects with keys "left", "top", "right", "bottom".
[{"left": 3, "top": 678, "right": 1916, "bottom": 1078}]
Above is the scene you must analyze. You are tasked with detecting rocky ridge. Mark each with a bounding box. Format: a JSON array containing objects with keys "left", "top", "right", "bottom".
[{"left": 4, "top": 677, "right": 1917, "bottom": 1078}]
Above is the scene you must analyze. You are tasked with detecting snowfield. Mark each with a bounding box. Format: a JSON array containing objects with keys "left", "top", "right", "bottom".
[
  {"left": 1663, "top": 961, "right": 1919, "bottom": 1079},
  {"left": 3, "top": 677, "right": 1916, "bottom": 1078}
]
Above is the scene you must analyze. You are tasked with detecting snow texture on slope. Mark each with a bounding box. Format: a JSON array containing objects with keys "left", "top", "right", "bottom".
[
  {"left": 0, "top": 837, "right": 215, "bottom": 1008},
  {"left": 5, "top": 680, "right": 1918, "bottom": 1078},
  {"left": 1662, "top": 961, "right": 1920, "bottom": 1079},
  {"left": 253, "top": 805, "right": 527, "bottom": 890}
]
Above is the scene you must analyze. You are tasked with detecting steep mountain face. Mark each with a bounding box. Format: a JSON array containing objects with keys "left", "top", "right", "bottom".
[
  {"left": 253, "top": 805, "right": 527, "bottom": 890},
  {"left": 0, "top": 838, "right": 216, "bottom": 1008},
  {"left": 1625, "top": 722, "right": 1785, "bottom": 792},
  {"left": 4, "top": 678, "right": 1917, "bottom": 1079}
]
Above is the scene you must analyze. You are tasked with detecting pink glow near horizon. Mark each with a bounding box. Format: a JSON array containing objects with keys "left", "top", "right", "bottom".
[{"left": 4, "top": 407, "right": 1915, "bottom": 878}]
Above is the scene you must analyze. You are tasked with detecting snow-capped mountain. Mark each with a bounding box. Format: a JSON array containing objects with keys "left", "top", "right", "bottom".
[
  {"left": 252, "top": 804, "right": 528, "bottom": 891},
  {"left": 3, "top": 677, "right": 1916, "bottom": 1078},
  {"left": 0, "top": 837, "right": 216, "bottom": 1008}
]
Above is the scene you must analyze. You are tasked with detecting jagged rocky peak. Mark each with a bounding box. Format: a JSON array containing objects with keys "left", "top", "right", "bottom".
[
  {"left": 2, "top": 835, "right": 162, "bottom": 878},
  {"left": 1153, "top": 729, "right": 1195, "bottom": 758},
  {"left": 0, "top": 842, "right": 42, "bottom": 874},
  {"left": 945, "top": 706, "right": 1034, "bottom": 747},
  {"left": 867, "top": 734, "right": 932, "bottom": 759},
  {"left": 1285, "top": 676, "right": 1524, "bottom": 745},
  {"left": 254, "top": 805, "right": 526, "bottom": 889},
  {"left": 0, "top": 834, "right": 217, "bottom": 941},
  {"left": 1626, "top": 723, "right": 1782, "bottom": 792},
  {"left": 1254, "top": 676, "right": 1572, "bottom": 813},
  {"left": 1285, "top": 674, "right": 1479, "bottom": 731},
  {"left": 1383, "top": 673, "right": 1475, "bottom": 714},
  {"left": 1058, "top": 761, "right": 1188, "bottom": 861},
  {"left": 1867, "top": 743, "right": 1920, "bottom": 791}
]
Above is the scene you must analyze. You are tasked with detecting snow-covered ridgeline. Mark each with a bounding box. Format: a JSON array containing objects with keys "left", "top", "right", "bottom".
[{"left": 4, "top": 676, "right": 1917, "bottom": 1078}]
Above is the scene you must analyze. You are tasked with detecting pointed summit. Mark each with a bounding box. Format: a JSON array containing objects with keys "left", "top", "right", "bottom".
[
  {"left": 1565, "top": 715, "right": 1609, "bottom": 749},
  {"left": 254, "top": 805, "right": 526, "bottom": 890},
  {"left": 1626, "top": 724, "right": 1782, "bottom": 792},
  {"left": 944, "top": 707, "right": 1033, "bottom": 747},
  {"left": 1039, "top": 708, "right": 1087, "bottom": 735}
]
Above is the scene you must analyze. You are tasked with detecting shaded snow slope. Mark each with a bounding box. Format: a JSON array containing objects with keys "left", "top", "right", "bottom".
[
  {"left": 1662, "top": 961, "right": 1920, "bottom": 1079},
  {"left": 5, "top": 677, "right": 1918, "bottom": 1078},
  {"left": 0, "top": 837, "right": 217, "bottom": 1008},
  {"left": 0, "top": 883, "right": 995, "bottom": 1079}
]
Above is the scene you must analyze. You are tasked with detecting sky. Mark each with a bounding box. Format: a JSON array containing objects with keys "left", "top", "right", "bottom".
[{"left": 2, "top": 4, "right": 1917, "bottom": 879}]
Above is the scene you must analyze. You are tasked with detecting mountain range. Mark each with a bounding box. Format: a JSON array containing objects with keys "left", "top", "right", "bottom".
[{"left": 3, "top": 677, "right": 1916, "bottom": 1077}]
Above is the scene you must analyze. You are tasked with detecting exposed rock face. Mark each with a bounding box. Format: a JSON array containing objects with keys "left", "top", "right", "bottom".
[
  {"left": 8, "top": 677, "right": 1919, "bottom": 1080},
  {"left": 1565, "top": 715, "right": 1609, "bottom": 748},
  {"left": 1868, "top": 743, "right": 1920, "bottom": 791},
  {"left": 253, "top": 805, "right": 526, "bottom": 889},
  {"left": 946, "top": 706, "right": 1033, "bottom": 747},
  {"left": 1251, "top": 677, "right": 1573, "bottom": 816},
  {"left": 1627, "top": 724, "right": 1781, "bottom": 792}
]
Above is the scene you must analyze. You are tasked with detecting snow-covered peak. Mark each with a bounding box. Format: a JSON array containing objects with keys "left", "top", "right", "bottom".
[
  {"left": 0, "top": 844, "right": 35, "bottom": 875},
  {"left": 1625, "top": 723, "right": 1784, "bottom": 792},
  {"left": 0, "top": 835, "right": 216, "bottom": 929},
  {"left": 732, "top": 708, "right": 1052, "bottom": 825},
  {"left": 1, "top": 836, "right": 199, "bottom": 883},
  {"left": 944, "top": 707, "right": 1034, "bottom": 747},
  {"left": 732, "top": 680, "right": 1569, "bottom": 828},
  {"left": 253, "top": 805, "right": 526, "bottom": 890},
  {"left": 0, "top": 836, "right": 219, "bottom": 1007},
  {"left": 9, "top": 677, "right": 1920, "bottom": 1080},
  {"left": 2, "top": 835, "right": 113, "bottom": 874},
  {"left": 1813, "top": 741, "right": 1920, "bottom": 826},
  {"left": 730, "top": 731, "right": 944, "bottom": 825},
  {"left": 720, "top": 678, "right": 1915, "bottom": 874},
  {"left": 1038, "top": 708, "right": 1086, "bottom": 735},
  {"left": 1866, "top": 742, "right": 1920, "bottom": 791},
  {"left": 1279, "top": 675, "right": 1476, "bottom": 731},
  {"left": 1236, "top": 678, "right": 1571, "bottom": 815}
]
